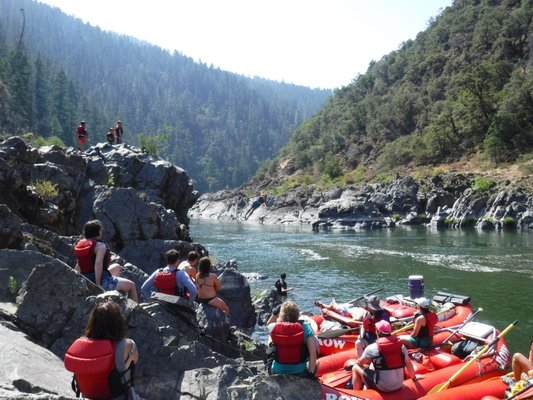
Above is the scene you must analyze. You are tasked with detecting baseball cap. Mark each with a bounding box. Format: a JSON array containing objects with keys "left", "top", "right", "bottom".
[
  {"left": 375, "top": 320, "right": 392, "bottom": 334},
  {"left": 415, "top": 297, "right": 430, "bottom": 308},
  {"left": 365, "top": 295, "right": 382, "bottom": 311}
]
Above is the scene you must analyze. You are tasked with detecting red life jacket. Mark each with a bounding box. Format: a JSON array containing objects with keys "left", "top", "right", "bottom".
[
  {"left": 363, "top": 310, "right": 389, "bottom": 335},
  {"left": 74, "top": 239, "right": 111, "bottom": 274},
  {"left": 64, "top": 338, "right": 131, "bottom": 399},
  {"left": 77, "top": 125, "right": 87, "bottom": 137},
  {"left": 269, "top": 322, "right": 308, "bottom": 364},
  {"left": 413, "top": 310, "right": 438, "bottom": 340},
  {"left": 374, "top": 335, "right": 405, "bottom": 370},
  {"left": 153, "top": 269, "right": 190, "bottom": 298}
]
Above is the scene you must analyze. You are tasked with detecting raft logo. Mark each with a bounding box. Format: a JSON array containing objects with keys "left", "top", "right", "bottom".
[
  {"left": 323, "top": 392, "right": 364, "bottom": 400},
  {"left": 318, "top": 338, "right": 347, "bottom": 350},
  {"left": 495, "top": 343, "right": 510, "bottom": 369}
]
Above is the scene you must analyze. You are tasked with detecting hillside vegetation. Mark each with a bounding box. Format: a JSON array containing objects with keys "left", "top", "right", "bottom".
[
  {"left": 254, "top": 0, "right": 533, "bottom": 193},
  {"left": 0, "top": 0, "right": 330, "bottom": 193}
]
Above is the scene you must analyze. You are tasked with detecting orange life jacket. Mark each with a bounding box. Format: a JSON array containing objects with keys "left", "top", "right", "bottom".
[
  {"left": 270, "top": 322, "right": 308, "bottom": 364},
  {"left": 74, "top": 239, "right": 111, "bottom": 274},
  {"left": 374, "top": 335, "right": 405, "bottom": 370},
  {"left": 64, "top": 338, "right": 132, "bottom": 399}
]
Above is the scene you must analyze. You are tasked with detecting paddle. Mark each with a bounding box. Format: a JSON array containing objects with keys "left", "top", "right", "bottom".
[
  {"left": 427, "top": 320, "right": 518, "bottom": 394},
  {"left": 392, "top": 304, "right": 456, "bottom": 334},
  {"left": 440, "top": 307, "right": 483, "bottom": 344},
  {"left": 316, "top": 321, "right": 363, "bottom": 339},
  {"left": 347, "top": 287, "right": 383, "bottom": 306},
  {"left": 508, "top": 384, "right": 533, "bottom": 400}
]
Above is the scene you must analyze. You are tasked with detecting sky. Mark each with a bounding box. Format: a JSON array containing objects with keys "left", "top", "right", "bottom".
[{"left": 36, "top": 0, "right": 453, "bottom": 89}]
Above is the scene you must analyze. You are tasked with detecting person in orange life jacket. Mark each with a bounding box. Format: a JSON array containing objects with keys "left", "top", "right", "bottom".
[
  {"left": 268, "top": 300, "right": 319, "bottom": 376},
  {"left": 106, "top": 127, "right": 115, "bottom": 145},
  {"left": 351, "top": 320, "right": 423, "bottom": 392},
  {"left": 114, "top": 120, "right": 123, "bottom": 144},
  {"left": 178, "top": 250, "right": 200, "bottom": 280},
  {"left": 64, "top": 300, "right": 142, "bottom": 400},
  {"left": 140, "top": 249, "right": 197, "bottom": 301},
  {"left": 195, "top": 257, "right": 229, "bottom": 313},
  {"left": 355, "top": 295, "right": 391, "bottom": 358},
  {"left": 399, "top": 297, "right": 438, "bottom": 349},
  {"left": 74, "top": 220, "right": 139, "bottom": 302},
  {"left": 76, "top": 120, "right": 89, "bottom": 151}
]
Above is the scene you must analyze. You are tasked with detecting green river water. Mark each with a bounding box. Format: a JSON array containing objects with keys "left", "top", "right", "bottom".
[{"left": 190, "top": 219, "right": 533, "bottom": 354}]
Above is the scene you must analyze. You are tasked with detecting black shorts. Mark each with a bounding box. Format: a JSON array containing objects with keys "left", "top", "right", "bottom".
[{"left": 362, "top": 368, "right": 379, "bottom": 390}]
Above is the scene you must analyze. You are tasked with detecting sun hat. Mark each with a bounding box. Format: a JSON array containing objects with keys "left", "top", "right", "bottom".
[
  {"left": 415, "top": 297, "right": 430, "bottom": 308},
  {"left": 375, "top": 320, "right": 392, "bottom": 334},
  {"left": 365, "top": 295, "right": 382, "bottom": 311}
]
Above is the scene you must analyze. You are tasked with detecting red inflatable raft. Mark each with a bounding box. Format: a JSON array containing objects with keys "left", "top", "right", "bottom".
[
  {"left": 320, "top": 321, "right": 512, "bottom": 400},
  {"left": 314, "top": 291, "right": 473, "bottom": 357}
]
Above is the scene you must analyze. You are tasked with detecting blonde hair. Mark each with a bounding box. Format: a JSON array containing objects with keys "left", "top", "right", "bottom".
[{"left": 279, "top": 300, "right": 299, "bottom": 323}]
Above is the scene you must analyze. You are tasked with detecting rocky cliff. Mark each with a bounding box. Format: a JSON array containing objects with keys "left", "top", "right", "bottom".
[
  {"left": 0, "top": 137, "right": 320, "bottom": 400},
  {"left": 189, "top": 174, "right": 533, "bottom": 231}
]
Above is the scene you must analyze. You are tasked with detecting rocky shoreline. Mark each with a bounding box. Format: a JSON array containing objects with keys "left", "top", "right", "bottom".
[
  {"left": 0, "top": 137, "right": 320, "bottom": 400},
  {"left": 189, "top": 173, "right": 533, "bottom": 231}
]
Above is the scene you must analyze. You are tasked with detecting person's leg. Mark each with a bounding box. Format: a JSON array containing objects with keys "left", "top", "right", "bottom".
[
  {"left": 352, "top": 364, "right": 365, "bottom": 390},
  {"left": 512, "top": 352, "right": 533, "bottom": 381},
  {"left": 355, "top": 338, "right": 366, "bottom": 358},
  {"left": 115, "top": 277, "right": 139, "bottom": 302},
  {"left": 208, "top": 297, "right": 229, "bottom": 313},
  {"left": 108, "top": 263, "right": 121, "bottom": 277}
]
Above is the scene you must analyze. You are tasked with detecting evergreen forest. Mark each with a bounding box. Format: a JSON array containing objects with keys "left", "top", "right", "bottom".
[
  {"left": 258, "top": 0, "right": 533, "bottom": 189},
  {"left": 0, "top": 0, "right": 331, "bottom": 193}
]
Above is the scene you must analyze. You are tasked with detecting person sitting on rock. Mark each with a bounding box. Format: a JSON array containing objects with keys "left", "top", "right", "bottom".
[
  {"left": 106, "top": 127, "right": 115, "bottom": 145},
  {"left": 74, "top": 220, "right": 138, "bottom": 302},
  {"left": 64, "top": 300, "right": 142, "bottom": 400},
  {"left": 178, "top": 251, "right": 200, "bottom": 280},
  {"left": 355, "top": 295, "right": 391, "bottom": 358},
  {"left": 195, "top": 257, "right": 229, "bottom": 313},
  {"left": 268, "top": 300, "right": 318, "bottom": 377},
  {"left": 244, "top": 193, "right": 267, "bottom": 220},
  {"left": 399, "top": 297, "right": 437, "bottom": 349},
  {"left": 350, "top": 320, "right": 423, "bottom": 391},
  {"left": 141, "top": 249, "right": 197, "bottom": 302}
]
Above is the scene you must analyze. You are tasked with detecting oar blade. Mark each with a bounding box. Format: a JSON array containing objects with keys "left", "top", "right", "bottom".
[
  {"left": 428, "top": 381, "right": 450, "bottom": 395},
  {"left": 316, "top": 328, "right": 356, "bottom": 339}
]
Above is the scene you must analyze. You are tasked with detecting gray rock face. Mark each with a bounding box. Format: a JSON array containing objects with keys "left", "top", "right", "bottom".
[
  {"left": 191, "top": 174, "right": 533, "bottom": 231},
  {"left": 0, "top": 138, "right": 320, "bottom": 400}
]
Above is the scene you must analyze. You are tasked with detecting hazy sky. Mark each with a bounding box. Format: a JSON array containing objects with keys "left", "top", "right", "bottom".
[{"left": 37, "top": 0, "right": 453, "bottom": 89}]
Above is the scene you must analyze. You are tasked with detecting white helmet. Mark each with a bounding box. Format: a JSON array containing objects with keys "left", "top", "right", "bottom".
[{"left": 416, "top": 297, "right": 430, "bottom": 308}]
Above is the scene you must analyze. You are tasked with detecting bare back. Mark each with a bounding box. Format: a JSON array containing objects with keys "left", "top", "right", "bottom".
[{"left": 196, "top": 273, "right": 220, "bottom": 299}]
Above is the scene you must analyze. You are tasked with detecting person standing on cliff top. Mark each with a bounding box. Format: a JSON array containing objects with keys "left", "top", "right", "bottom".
[
  {"left": 76, "top": 121, "right": 89, "bottom": 151},
  {"left": 114, "top": 120, "right": 123, "bottom": 144}
]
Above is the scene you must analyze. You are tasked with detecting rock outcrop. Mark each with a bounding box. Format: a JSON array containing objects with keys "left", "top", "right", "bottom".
[
  {"left": 190, "top": 174, "right": 533, "bottom": 230},
  {"left": 0, "top": 137, "right": 319, "bottom": 400}
]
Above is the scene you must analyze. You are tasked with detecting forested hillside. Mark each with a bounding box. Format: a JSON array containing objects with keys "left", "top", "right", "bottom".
[
  {"left": 256, "top": 0, "right": 533, "bottom": 191},
  {"left": 0, "top": 0, "right": 330, "bottom": 193}
]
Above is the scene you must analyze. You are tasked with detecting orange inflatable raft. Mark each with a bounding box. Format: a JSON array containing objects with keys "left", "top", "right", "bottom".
[
  {"left": 314, "top": 291, "right": 473, "bottom": 357},
  {"left": 320, "top": 321, "right": 512, "bottom": 400}
]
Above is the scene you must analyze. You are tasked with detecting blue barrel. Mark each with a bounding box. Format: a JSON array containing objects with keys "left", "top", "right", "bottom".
[{"left": 408, "top": 275, "right": 424, "bottom": 299}]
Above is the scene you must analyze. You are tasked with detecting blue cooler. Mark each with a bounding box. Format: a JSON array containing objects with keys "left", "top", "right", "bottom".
[{"left": 408, "top": 275, "right": 424, "bottom": 299}]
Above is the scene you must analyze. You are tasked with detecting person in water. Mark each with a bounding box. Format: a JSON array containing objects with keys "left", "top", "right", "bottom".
[
  {"left": 268, "top": 300, "right": 318, "bottom": 377},
  {"left": 274, "top": 272, "right": 293, "bottom": 296},
  {"left": 350, "top": 320, "right": 423, "bottom": 391},
  {"left": 244, "top": 193, "right": 267, "bottom": 220},
  {"left": 195, "top": 257, "right": 229, "bottom": 313},
  {"left": 399, "top": 297, "right": 437, "bottom": 349}
]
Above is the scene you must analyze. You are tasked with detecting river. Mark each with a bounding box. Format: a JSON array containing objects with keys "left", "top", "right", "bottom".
[{"left": 190, "top": 219, "right": 533, "bottom": 354}]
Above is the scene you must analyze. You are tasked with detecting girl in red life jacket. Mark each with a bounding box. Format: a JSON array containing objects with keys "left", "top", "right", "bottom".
[
  {"left": 267, "top": 300, "right": 319, "bottom": 376},
  {"left": 351, "top": 320, "right": 423, "bottom": 392},
  {"left": 74, "top": 220, "right": 139, "bottom": 302},
  {"left": 64, "top": 300, "right": 142, "bottom": 400},
  {"left": 399, "top": 297, "right": 438, "bottom": 349}
]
